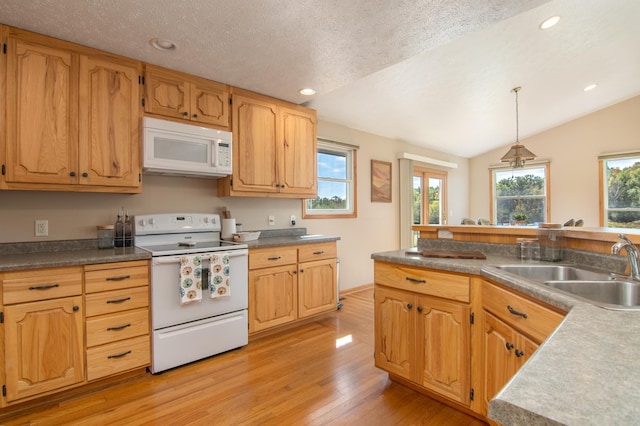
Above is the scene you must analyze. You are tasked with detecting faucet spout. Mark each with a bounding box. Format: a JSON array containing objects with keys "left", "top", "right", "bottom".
[{"left": 611, "top": 234, "right": 640, "bottom": 281}]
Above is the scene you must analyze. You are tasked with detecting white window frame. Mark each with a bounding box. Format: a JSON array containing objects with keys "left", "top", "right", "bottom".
[
  {"left": 599, "top": 152, "right": 640, "bottom": 228},
  {"left": 303, "top": 140, "right": 357, "bottom": 218}
]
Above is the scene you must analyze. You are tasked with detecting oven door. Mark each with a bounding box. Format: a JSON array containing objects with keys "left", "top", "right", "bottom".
[{"left": 150, "top": 249, "right": 248, "bottom": 330}]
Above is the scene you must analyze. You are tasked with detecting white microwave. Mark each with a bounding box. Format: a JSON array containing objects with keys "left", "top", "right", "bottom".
[{"left": 142, "top": 117, "right": 232, "bottom": 178}]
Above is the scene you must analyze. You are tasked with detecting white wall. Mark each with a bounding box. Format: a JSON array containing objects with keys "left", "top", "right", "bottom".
[
  {"left": 469, "top": 95, "right": 640, "bottom": 226},
  {"left": 0, "top": 121, "right": 468, "bottom": 290}
]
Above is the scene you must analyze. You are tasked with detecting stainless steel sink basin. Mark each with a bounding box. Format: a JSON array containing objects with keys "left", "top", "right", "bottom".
[
  {"left": 495, "top": 264, "right": 611, "bottom": 282},
  {"left": 545, "top": 280, "right": 640, "bottom": 310}
]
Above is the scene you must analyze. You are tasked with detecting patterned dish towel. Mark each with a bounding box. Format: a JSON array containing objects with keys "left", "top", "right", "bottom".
[
  {"left": 208, "top": 253, "right": 230, "bottom": 298},
  {"left": 179, "top": 254, "right": 203, "bottom": 305}
]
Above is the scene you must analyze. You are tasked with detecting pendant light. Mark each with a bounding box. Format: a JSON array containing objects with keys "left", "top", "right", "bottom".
[{"left": 500, "top": 86, "right": 536, "bottom": 168}]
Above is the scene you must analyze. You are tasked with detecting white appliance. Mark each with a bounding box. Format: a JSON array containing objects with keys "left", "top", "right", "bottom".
[
  {"left": 134, "top": 213, "right": 248, "bottom": 373},
  {"left": 142, "top": 117, "right": 232, "bottom": 178}
]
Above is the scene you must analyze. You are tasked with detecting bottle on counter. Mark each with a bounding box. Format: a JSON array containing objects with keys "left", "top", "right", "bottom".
[
  {"left": 124, "top": 210, "right": 133, "bottom": 247},
  {"left": 114, "top": 209, "right": 125, "bottom": 247}
]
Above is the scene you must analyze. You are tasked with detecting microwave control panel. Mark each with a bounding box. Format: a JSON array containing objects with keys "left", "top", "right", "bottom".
[{"left": 216, "top": 141, "right": 231, "bottom": 169}]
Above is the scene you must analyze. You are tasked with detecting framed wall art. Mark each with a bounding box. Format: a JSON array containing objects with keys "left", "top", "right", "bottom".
[{"left": 371, "top": 160, "right": 392, "bottom": 202}]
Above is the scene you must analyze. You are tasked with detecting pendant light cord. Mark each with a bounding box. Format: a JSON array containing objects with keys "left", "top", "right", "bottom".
[{"left": 513, "top": 86, "right": 520, "bottom": 144}]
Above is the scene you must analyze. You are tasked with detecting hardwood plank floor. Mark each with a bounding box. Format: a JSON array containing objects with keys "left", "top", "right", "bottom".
[{"left": 0, "top": 288, "right": 486, "bottom": 426}]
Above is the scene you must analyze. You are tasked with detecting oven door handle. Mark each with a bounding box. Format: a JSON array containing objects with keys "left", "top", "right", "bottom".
[{"left": 152, "top": 249, "right": 248, "bottom": 265}]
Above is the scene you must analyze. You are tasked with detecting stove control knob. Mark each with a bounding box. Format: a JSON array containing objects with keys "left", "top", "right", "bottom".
[
  {"left": 149, "top": 218, "right": 157, "bottom": 225},
  {"left": 138, "top": 219, "right": 147, "bottom": 227},
  {"left": 211, "top": 216, "right": 217, "bottom": 225},
  {"left": 203, "top": 217, "right": 209, "bottom": 223}
]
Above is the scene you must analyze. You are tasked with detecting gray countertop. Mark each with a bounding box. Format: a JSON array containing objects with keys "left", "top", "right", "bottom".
[
  {"left": 371, "top": 248, "right": 640, "bottom": 425},
  {"left": 0, "top": 247, "right": 152, "bottom": 271},
  {"left": 242, "top": 234, "right": 340, "bottom": 249}
]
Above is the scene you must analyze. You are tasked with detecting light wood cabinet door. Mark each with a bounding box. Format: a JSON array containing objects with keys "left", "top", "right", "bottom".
[
  {"left": 5, "top": 38, "right": 78, "bottom": 184},
  {"left": 298, "top": 258, "right": 337, "bottom": 318},
  {"left": 248, "top": 265, "right": 297, "bottom": 333},
  {"left": 231, "top": 93, "right": 279, "bottom": 193},
  {"left": 278, "top": 106, "right": 317, "bottom": 196},
  {"left": 374, "top": 286, "right": 415, "bottom": 381},
  {"left": 416, "top": 295, "right": 471, "bottom": 406},
  {"left": 481, "top": 311, "right": 539, "bottom": 415},
  {"left": 3, "top": 296, "right": 85, "bottom": 402},
  {"left": 78, "top": 55, "right": 140, "bottom": 188},
  {"left": 144, "top": 65, "right": 229, "bottom": 128}
]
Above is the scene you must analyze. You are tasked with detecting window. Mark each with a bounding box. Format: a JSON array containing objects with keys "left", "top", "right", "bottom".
[
  {"left": 491, "top": 163, "right": 549, "bottom": 225},
  {"left": 303, "top": 140, "right": 357, "bottom": 218},
  {"left": 600, "top": 153, "right": 640, "bottom": 229},
  {"left": 413, "top": 167, "right": 447, "bottom": 225}
]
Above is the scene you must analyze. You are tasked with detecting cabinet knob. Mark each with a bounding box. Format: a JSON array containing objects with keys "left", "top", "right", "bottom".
[
  {"left": 417, "top": 306, "right": 423, "bottom": 312},
  {"left": 406, "top": 303, "right": 413, "bottom": 310},
  {"left": 82, "top": 172, "right": 89, "bottom": 178},
  {"left": 300, "top": 269, "right": 304, "bottom": 273},
  {"left": 192, "top": 113, "right": 198, "bottom": 119},
  {"left": 73, "top": 305, "right": 79, "bottom": 312},
  {"left": 183, "top": 111, "right": 189, "bottom": 116},
  {"left": 70, "top": 171, "right": 76, "bottom": 177},
  {"left": 515, "top": 349, "right": 525, "bottom": 358},
  {"left": 505, "top": 342, "right": 514, "bottom": 350}
]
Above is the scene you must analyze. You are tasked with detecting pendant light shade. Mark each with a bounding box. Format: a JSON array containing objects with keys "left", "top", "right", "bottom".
[{"left": 501, "top": 87, "right": 536, "bottom": 168}]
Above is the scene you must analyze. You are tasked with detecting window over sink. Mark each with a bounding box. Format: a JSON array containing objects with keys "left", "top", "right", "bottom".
[
  {"left": 600, "top": 152, "right": 640, "bottom": 229},
  {"left": 490, "top": 163, "right": 549, "bottom": 226}
]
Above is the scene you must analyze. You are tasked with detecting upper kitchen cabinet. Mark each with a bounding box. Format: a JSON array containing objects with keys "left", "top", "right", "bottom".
[
  {"left": 2, "top": 27, "right": 142, "bottom": 193},
  {"left": 218, "top": 88, "right": 317, "bottom": 198},
  {"left": 144, "top": 64, "right": 230, "bottom": 130}
]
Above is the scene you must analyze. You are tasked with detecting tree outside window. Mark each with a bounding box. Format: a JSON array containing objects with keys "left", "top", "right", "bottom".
[
  {"left": 492, "top": 165, "right": 548, "bottom": 225},
  {"left": 413, "top": 167, "right": 447, "bottom": 225},
  {"left": 601, "top": 155, "right": 640, "bottom": 228}
]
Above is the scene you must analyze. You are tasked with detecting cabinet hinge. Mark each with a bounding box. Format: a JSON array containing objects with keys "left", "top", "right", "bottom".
[
  {"left": 470, "top": 312, "right": 475, "bottom": 325},
  {"left": 138, "top": 173, "right": 142, "bottom": 183},
  {"left": 1, "top": 164, "right": 5, "bottom": 176},
  {"left": 0, "top": 311, "right": 3, "bottom": 323},
  {"left": 229, "top": 97, "right": 232, "bottom": 105},
  {"left": 2, "top": 385, "right": 5, "bottom": 397},
  {"left": 141, "top": 98, "right": 145, "bottom": 107},
  {"left": 2, "top": 43, "right": 6, "bottom": 54},
  {"left": 230, "top": 179, "right": 233, "bottom": 187},
  {"left": 138, "top": 75, "right": 145, "bottom": 85},
  {"left": 470, "top": 388, "right": 474, "bottom": 401}
]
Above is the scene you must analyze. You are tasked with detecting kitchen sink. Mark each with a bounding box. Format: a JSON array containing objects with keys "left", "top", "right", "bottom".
[
  {"left": 495, "top": 264, "right": 611, "bottom": 282},
  {"left": 545, "top": 280, "right": 640, "bottom": 310}
]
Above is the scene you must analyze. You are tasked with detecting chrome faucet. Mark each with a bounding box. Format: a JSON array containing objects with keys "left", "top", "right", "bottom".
[{"left": 611, "top": 234, "right": 640, "bottom": 281}]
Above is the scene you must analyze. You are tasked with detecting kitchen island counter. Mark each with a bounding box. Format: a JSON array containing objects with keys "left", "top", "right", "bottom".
[{"left": 371, "top": 248, "right": 640, "bottom": 425}]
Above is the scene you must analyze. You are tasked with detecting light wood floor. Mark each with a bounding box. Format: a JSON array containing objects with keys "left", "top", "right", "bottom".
[{"left": 0, "top": 288, "right": 486, "bottom": 426}]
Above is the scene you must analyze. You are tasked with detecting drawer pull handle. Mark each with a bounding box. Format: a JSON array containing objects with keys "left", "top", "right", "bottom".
[
  {"left": 107, "top": 323, "right": 132, "bottom": 331},
  {"left": 268, "top": 256, "right": 282, "bottom": 261},
  {"left": 405, "top": 277, "right": 427, "bottom": 284},
  {"left": 29, "top": 283, "right": 60, "bottom": 291},
  {"left": 106, "top": 275, "right": 131, "bottom": 281},
  {"left": 107, "top": 350, "right": 132, "bottom": 359},
  {"left": 515, "top": 349, "right": 525, "bottom": 358},
  {"left": 313, "top": 251, "right": 325, "bottom": 255},
  {"left": 107, "top": 297, "right": 131, "bottom": 304},
  {"left": 507, "top": 305, "right": 528, "bottom": 319}
]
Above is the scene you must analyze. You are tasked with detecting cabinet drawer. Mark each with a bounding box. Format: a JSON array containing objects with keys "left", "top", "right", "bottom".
[
  {"left": 86, "top": 335, "right": 150, "bottom": 381},
  {"left": 85, "top": 286, "right": 149, "bottom": 317},
  {"left": 374, "top": 262, "right": 470, "bottom": 302},
  {"left": 298, "top": 242, "right": 337, "bottom": 262},
  {"left": 249, "top": 247, "right": 298, "bottom": 270},
  {"left": 2, "top": 266, "right": 83, "bottom": 304},
  {"left": 482, "top": 281, "right": 565, "bottom": 344},
  {"left": 85, "top": 261, "right": 149, "bottom": 293},
  {"left": 86, "top": 308, "right": 149, "bottom": 347}
]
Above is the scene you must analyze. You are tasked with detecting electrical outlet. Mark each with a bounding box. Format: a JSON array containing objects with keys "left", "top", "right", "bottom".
[
  {"left": 268, "top": 215, "right": 275, "bottom": 226},
  {"left": 290, "top": 215, "right": 296, "bottom": 226},
  {"left": 35, "top": 219, "right": 48, "bottom": 237}
]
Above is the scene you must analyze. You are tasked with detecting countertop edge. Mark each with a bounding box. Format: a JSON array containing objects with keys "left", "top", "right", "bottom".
[{"left": 0, "top": 248, "right": 152, "bottom": 271}]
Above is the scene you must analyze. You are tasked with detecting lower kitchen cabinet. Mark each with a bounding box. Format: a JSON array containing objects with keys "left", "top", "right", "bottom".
[
  {"left": 248, "top": 242, "right": 337, "bottom": 334},
  {"left": 374, "top": 262, "right": 472, "bottom": 406},
  {"left": 0, "top": 260, "right": 150, "bottom": 407},
  {"left": 1, "top": 266, "right": 85, "bottom": 403}
]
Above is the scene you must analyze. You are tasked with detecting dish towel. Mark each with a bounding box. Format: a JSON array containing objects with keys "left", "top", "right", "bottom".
[
  {"left": 208, "top": 253, "right": 230, "bottom": 298},
  {"left": 179, "top": 254, "right": 203, "bottom": 305}
]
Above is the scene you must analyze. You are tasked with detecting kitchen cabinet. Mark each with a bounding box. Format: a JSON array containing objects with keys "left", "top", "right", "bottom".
[
  {"left": 144, "top": 64, "right": 230, "bottom": 130},
  {"left": 1, "top": 266, "right": 85, "bottom": 403},
  {"left": 84, "top": 260, "right": 150, "bottom": 382},
  {"left": 2, "top": 27, "right": 141, "bottom": 193},
  {"left": 217, "top": 88, "right": 317, "bottom": 198},
  {"left": 479, "top": 279, "right": 564, "bottom": 415},
  {"left": 374, "top": 261, "right": 472, "bottom": 406},
  {"left": 248, "top": 242, "right": 337, "bottom": 334}
]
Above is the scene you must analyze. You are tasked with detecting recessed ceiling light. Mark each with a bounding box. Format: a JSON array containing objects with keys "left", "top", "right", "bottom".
[
  {"left": 150, "top": 38, "right": 177, "bottom": 51},
  {"left": 539, "top": 15, "right": 560, "bottom": 30},
  {"left": 299, "top": 88, "right": 316, "bottom": 96},
  {"left": 584, "top": 84, "right": 598, "bottom": 92}
]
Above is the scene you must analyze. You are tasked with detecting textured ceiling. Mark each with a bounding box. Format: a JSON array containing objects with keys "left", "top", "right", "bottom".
[{"left": 1, "top": 0, "right": 639, "bottom": 158}]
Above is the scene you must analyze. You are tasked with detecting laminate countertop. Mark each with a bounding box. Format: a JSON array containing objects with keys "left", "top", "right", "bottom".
[{"left": 372, "top": 248, "right": 640, "bottom": 425}]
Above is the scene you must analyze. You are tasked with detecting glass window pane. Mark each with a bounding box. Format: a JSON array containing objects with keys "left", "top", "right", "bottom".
[
  {"left": 604, "top": 156, "right": 640, "bottom": 228},
  {"left": 318, "top": 151, "right": 346, "bottom": 179},
  {"left": 428, "top": 178, "right": 442, "bottom": 224},
  {"left": 307, "top": 181, "right": 348, "bottom": 210},
  {"left": 413, "top": 176, "right": 422, "bottom": 224},
  {"left": 493, "top": 165, "right": 547, "bottom": 225}
]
